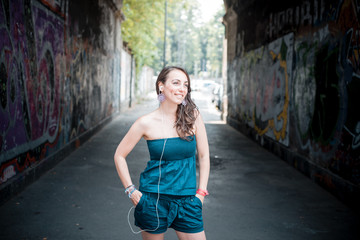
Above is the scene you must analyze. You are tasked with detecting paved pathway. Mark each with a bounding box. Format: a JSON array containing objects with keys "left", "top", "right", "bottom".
[{"left": 0, "top": 91, "right": 359, "bottom": 240}]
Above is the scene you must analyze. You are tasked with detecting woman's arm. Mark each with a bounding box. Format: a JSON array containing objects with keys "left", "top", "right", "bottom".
[
  {"left": 194, "top": 112, "right": 210, "bottom": 203},
  {"left": 114, "top": 117, "right": 146, "bottom": 205}
]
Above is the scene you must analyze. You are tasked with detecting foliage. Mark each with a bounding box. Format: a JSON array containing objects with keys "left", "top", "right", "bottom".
[
  {"left": 205, "top": 8, "right": 225, "bottom": 78},
  {"left": 121, "top": 0, "right": 165, "bottom": 73},
  {"left": 121, "top": 0, "right": 225, "bottom": 78},
  {"left": 164, "top": 0, "right": 201, "bottom": 74},
  {"left": 162, "top": 1, "right": 225, "bottom": 78}
]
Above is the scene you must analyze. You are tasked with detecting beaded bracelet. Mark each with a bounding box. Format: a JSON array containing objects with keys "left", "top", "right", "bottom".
[
  {"left": 196, "top": 189, "right": 209, "bottom": 196},
  {"left": 128, "top": 188, "right": 136, "bottom": 198},
  {"left": 125, "top": 184, "right": 134, "bottom": 193},
  {"left": 125, "top": 184, "right": 136, "bottom": 198}
]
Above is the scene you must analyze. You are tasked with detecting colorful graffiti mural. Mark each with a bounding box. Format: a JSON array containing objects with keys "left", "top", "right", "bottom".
[
  {"left": 292, "top": 0, "right": 360, "bottom": 185},
  {"left": 0, "top": 0, "right": 64, "bottom": 183},
  {"left": 226, "top": 0, "right": 360, "bottom": 188},
  {"left": 0, "top": 0, "right": 121, "bottom": 185},
  {"left": 292, "top": 25, "right": 342, "bottom": 157},
  {"left": 228, "top": 33, "right": 293, "bottom": 146}
]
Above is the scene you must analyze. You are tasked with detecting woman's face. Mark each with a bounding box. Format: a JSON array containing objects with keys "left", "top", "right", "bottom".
[{"left": 160, "top": 69, "right": 189, "bottom": 105}]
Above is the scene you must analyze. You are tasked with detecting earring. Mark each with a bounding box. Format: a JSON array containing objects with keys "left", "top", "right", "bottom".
[
  {"left": 158, "top": 92, "right": 165, "bottom": 103},
  {"left": 181, "top": 99, "right": 187, "bottom": 106}
]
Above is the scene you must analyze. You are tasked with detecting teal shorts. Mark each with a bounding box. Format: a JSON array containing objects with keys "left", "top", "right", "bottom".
[{"left": 134, "top": 192, "right": 204, "bottom": 234}]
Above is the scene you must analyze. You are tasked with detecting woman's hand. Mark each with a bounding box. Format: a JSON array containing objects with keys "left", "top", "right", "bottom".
[
  {"left": 195, "top": 193, "right": 204, "bottom": 205},
  {"left": 130, "top": 190, "right": 143, "bottom": 207}
]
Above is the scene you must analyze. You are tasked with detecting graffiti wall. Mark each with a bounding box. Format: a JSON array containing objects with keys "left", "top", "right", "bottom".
[
  {"left": 0, "top": 0, "right": 122, "bottom": 189},
  {"left": 224, "top": 0, "right": 360, "bottom": 207},
  {"left": 228, "top": 33, "right": 293, "bottom": 146}
]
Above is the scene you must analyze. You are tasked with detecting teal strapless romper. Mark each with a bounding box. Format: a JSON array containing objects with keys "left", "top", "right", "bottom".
[
  {"left": 139, "top": 136, "right": 197, "bottom": 196},
  {"left": 135, "top": 136, "right": 203, "bottom": 234}
]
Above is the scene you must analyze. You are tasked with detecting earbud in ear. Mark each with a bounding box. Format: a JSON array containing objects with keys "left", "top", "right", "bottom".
[{"left": 159, "top": 86, "right": 163, "bottom": 91}]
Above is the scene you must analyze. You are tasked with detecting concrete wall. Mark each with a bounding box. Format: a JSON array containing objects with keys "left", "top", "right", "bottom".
[
  {"left": 120, "top": 47, "right": 135, "bottom": 108},
  {"left": 138, "top": 66, "right": 155, "bottom": 97},
  {"left": 0, "top": 0, "right": 124, "bottom": 204},
  {"left": 223, "top": 0, "right": 360, "bottom": 211}
]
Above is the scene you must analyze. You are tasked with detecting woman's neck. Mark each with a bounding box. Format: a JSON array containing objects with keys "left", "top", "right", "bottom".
[{"left": 159, "top": 101, "right": 177, "bottom": 116}]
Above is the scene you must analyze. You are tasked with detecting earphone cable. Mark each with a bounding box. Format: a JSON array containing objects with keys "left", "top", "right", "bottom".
[{"left": 127, "top": 109, "right": 167, "bottom": 234}]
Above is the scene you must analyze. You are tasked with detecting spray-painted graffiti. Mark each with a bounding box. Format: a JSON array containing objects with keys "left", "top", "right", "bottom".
[
  {"left": 293, "top": 25, "right": 343, "bottom": 156},
  {"left": 330, "top": 0, "right": 360, "bottom": 184},
  {"left": 0, "top": 0, "right": 120, "bottom": 184},
  {"left": 267, "top": 0, "right": 338, "bottom": 39},
  {"left": 290, "top": 0, "right": 360, "bottom": 185},
  {"left": 227, "top": 0, "right": 360, "bottom": 186},
  {"left": 0, "top": 0, "right": 64, "bottom": 182},
  {"left": 292, "top": 41, "right": 316, "bottom": 143},
  {"left": 66, "top": 0, "right": 117, "bottom": 139},
  {"left": 229, "top": 33, "right": 293, "bottom": 146}
]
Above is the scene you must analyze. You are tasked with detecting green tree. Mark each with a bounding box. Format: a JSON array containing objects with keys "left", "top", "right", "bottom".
[
  {"left": 121, "top": 0, "right": 165, "bottom": 73},
  {"left": 206, "top": 8, "right": 225, "bottom": 78},
  {"left": 165, "top": 0, "right": 201, "bottom": 75},
  {"left": 121, "top": 0, "right": 224, "bottom": 79},
  {"left": 165, "top": 1, "right": 225, "bottom": 78}
]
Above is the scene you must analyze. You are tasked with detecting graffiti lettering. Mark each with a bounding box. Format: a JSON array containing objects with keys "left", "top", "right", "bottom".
[{"left": 268, "top": 0, "right": 327, "bottom": 39}]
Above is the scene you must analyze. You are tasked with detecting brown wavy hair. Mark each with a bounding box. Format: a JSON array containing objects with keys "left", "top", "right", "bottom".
[{"left": 156, "top": 66, "right": 198, "bottom": 140}]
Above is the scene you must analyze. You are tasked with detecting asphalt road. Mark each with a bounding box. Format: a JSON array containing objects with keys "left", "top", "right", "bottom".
[{"left": 0, "top": 90, "right": 359, "bottom": 240}]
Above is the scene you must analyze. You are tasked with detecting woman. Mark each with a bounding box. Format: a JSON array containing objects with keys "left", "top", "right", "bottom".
[{"left": 114, "top": 66, "right": 210, "bottom": 240}]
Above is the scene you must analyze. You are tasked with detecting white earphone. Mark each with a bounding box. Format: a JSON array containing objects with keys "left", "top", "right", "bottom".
[
  {"left": 159, "top": 86, "right": 164, "bottom": 91},
  {"left": 127, "top": 112, "right": 167, "bottom": 234}
]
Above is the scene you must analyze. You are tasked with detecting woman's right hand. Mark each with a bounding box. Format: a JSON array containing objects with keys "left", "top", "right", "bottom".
[{"left": 130, "top": 189, "right": 143, "bottom": 207}]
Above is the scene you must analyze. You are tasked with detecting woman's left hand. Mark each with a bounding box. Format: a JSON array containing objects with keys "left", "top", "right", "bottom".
[
  {"left": 130, "top": 190, "right": 143, "bottom": 207},
  {"left": 195, "top": 193, "right": 204, "bottom": 205}
]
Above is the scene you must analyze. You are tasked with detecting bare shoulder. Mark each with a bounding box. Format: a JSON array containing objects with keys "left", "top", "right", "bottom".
[{"left": 136, "top": 109, "right": 159, "bottom": 129}]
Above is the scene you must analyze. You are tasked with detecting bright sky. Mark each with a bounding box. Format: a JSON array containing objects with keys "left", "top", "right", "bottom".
[{"left": 198, "top": 0, "right": 224, "bottom": 22}]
